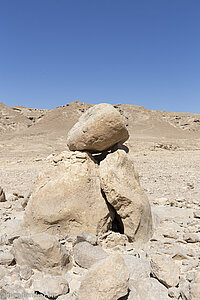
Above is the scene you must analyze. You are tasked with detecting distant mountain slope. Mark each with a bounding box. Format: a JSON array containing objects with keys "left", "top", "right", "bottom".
[
  {"left": 0, "top": 101, "right": 200, "bottom": 141},
  {"left": 0, "top": 102, "right": 48, "bottom": 132}
]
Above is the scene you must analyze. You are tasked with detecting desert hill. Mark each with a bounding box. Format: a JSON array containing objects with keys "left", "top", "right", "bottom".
[{"left": 0, "top": 101, "right": 200, "bottom": 156}]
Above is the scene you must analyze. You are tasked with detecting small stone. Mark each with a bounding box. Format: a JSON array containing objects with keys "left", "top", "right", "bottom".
[
  {"left": 194, "top": 210, "right": 200, "bottom": 218},
  {"left": 101, "top": 232, "right": 128, "bottom": 248},
  {"left": 183, "top": 233, "right": 200, "bottom": 243},
  {"left": 13, "top": 191, "right": 24, "bottom": 198},
  {"left": 21, "top": 192, "right": 31, "bottom": 209},
  {"left": 78, "top": 254, "right": 129, "bottom": 300},
  {"left": 33, "top": 275, "right": 69, "bottom": 298},
  {"left": 168, "top": 287, "right": 181, "bottom": 298},
  {"left": 186, "top": 272, "right": 196, "bottom": 282},
  {"left": 1, "top": 284, "right": 25, "bottom": 299},
  {"left": 19, "top": 265, "right": 33, "bottom": 280},
  {"left": 133, "top": 278, "right": 170, "bottom": 300},
  {"left": 155, "top": 197, "right": 169, "bottom": 205},
  {"left": 73, "top": 232, "right": 97, "bottom": 246},
  {"left": 13, "top": 233, "right": 70, "bottom": 271},
  {"left": 150, "top": 254, "right": 180, "bottom": 288},
  {"left": 0, "top": 251, "right": 14, "bottom": 265},
  {"left": 0, "top": 265, "right": 6, "bottom": 280},
  {"left": 73, "top": 241, "right": 108, "bottom": 269},
  {"left": 179, "top": 277, "right": 190, "bottom": 300},
  {"left": 0, "top": 187, "right": 6, "bottom": 202}
]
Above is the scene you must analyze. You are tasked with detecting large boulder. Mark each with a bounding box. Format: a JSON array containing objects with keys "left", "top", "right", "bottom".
[
  {"left": 99, "top": 149, "right": 152, "bottom": 243},
  {"left": 78, "top": 254, "right": 129, "bottom": 300},
  {"left": 23, "top": 151, "right": 111, "bottom": 236},
  {"left": 66, "top": 103, "right": 129, "bottom": 152},
  {"left": 13, "top": 233, "right": 70, "bottom": 272}
]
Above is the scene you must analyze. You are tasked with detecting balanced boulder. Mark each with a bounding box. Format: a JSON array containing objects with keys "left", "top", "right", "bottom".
[{"left": 66, "top": 103, "right": 129, "bottom": 152}]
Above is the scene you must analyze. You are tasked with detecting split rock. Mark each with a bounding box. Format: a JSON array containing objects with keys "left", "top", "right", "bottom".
[{"left": 99, "top": 149, "right": 152, "bottom": 243}]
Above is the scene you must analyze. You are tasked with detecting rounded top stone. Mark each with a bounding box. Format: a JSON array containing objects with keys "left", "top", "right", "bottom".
[{"left": 66, "top": 103, "right": 129, "bottom": 152}]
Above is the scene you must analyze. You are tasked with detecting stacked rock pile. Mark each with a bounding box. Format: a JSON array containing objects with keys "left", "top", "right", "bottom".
[{"left": 23, "top": 103, "right": 152, "bottom": 243}]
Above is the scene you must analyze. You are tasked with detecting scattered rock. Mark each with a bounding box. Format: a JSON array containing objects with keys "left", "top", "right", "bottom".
[
  {"left": 33, "top": 275, "right": 69, "bottom": 298},
  {"left": 133, "top": 278, "right": 171, "bottom": 300},
  {"left": 0, "top": 187, "right": 6, "bottom": 202},
  {"left": 168, "top": 287, "right": 181, "bottom": 298},
  {"left": 19, "top": 265, "right": 33, "bottom": 280},
  {"left": 150, "top": 254, "right": 180, "bottom": 288},
  {"left": 73, "top": 232, "right": 97, "bottom": 246},
  {"left": 183, "top": 233, "right": 200, "bottom": 243},
  {"left": 101, "top": 232, "right": 128, "bottom": 248},
  {"left": 73, "top": 241, "right": 108, "bottom": 269},
  {"left": 13, "top": 233, "right": 70, "bottom": 272},
  {"left": 21, "top": 192, "right": 31, "bottom": 209},
  {"left": 122, "top": 254, "right": 150, "bottom": 284},
  {"left": 193, "top": 209, "right": 200, "bottom": 218},
  {"left": 0, "top": 265, "right": 6, "bottom": 280},
  {"left": 78, "top": 254, "right": 129, "bottom": 300},
  {"left": 0, "top": 251, "right": 14, "bottom": 265}
]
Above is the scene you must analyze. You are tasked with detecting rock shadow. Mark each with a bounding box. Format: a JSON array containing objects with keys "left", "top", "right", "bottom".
[
  {"left": 91, "top": 142, "right": 129, "bottom": 164},
  {"left": 101, "top": 189, "right": 124, "bottom": 234}
]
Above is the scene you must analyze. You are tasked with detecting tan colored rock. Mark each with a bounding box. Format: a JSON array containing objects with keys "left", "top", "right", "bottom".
[
  {"left": 0, "top": 251, "right": 14, "bottom": 265},
  {"left": 0, "top": 187, "right": 6, "bottom": 202},
  {"left": 78, "top": 254, "right": 129, "bottom": 300},
  {"left": 0, "top": 266, "right": 6, "bottom": 280},
  {"left": 13, "top": 233, "right": 70, "bottom": 271},
  {"left": 101, "top": 232, "right": 128, "bottom": 248},
  {"left": 73, "top": 241, "right": 108, "bottom": 269},
  {"left": 183, "top": 232, "right": 200, "bottom": 243},
  {"left": 99, "top": 149, "right": 152, "bottom": 243},
  {"left": 33, "top": 275, "right": 69, "bottom": 298},
  {"left": 133, "top": 278, "right": 171, "bottom": 300},
  {"left": 190, "top": 272, "right": 200, "bottom": 300},
  {"left": 18, "top": 265, "right": 33, "bottom": 280},
  {"left": 23, "top": 151, "right": 111, "bottom": 236},
  {"left": 67, "top": 103, "right": 129, "bottom": 152},
  {"left": 150, "top": 254, "right": 180, "bottom": 288},
  {"left": 122, "top": 255, "right": 150, "bottom": 284}
]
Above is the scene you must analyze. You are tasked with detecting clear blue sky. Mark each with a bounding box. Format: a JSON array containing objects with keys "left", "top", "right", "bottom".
[{"left": 0, "top": 0, "right": 200, "bottom": 112}]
